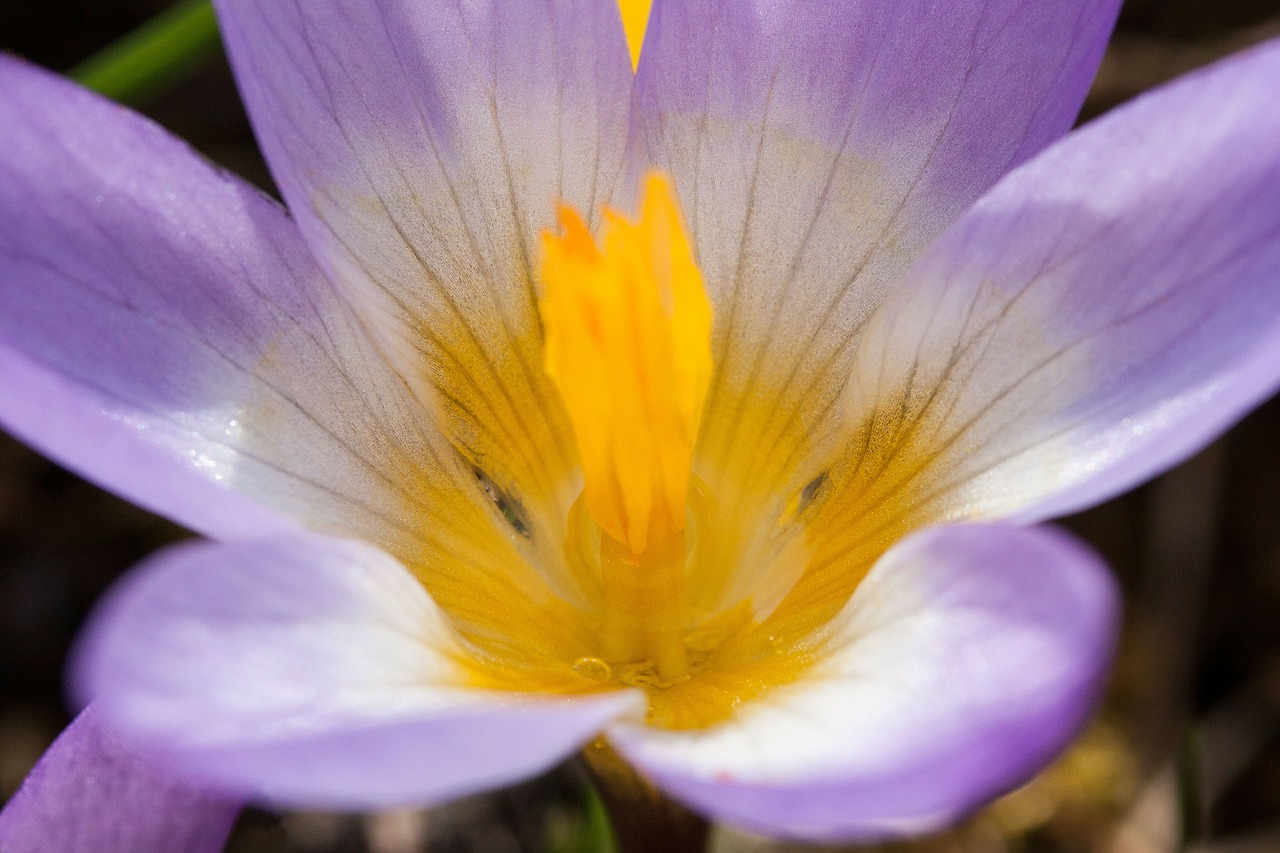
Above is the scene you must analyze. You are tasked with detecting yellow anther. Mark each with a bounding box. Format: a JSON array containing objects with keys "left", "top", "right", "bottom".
[
  {"left": 618, "top": 0, "right": 653, "bottom": 71},
  {"left": 540, "top": 173, "right": 712, "bottom": 557}
]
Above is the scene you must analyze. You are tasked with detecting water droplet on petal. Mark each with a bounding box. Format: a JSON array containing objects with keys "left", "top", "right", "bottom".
[{"left": 573, "top": 656, "right": 613, "bottom": 682}]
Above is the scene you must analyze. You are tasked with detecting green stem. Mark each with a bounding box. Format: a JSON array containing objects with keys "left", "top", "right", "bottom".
[{"left": 70, "top": 0, "right": 220, "bottom": 105}]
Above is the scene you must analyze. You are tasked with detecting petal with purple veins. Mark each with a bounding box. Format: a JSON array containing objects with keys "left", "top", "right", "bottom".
[
  {"left": 834, "top": 37, "right": 1280, "bottom": 531},
  {"left": 0, "top": 56, "right": 459, "bottom": 555},
  {"left": 215, "top": 0, "right": 636, "bottom": 521},
  {"left": 635, "top": 0, "right": 1122, "bottom": 509}
]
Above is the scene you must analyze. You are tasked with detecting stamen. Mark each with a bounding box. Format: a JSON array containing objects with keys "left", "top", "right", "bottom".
[
  {"left": 540, "top": 174, "right": 711, "bottom": 555},
  {"left": 539, "top": 173, "right": 711, "bottom": 680}
]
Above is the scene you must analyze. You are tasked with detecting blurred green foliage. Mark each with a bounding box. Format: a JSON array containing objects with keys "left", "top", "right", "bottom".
[{"left": 69, "top": 0, "right": 218, "bottom": 104}]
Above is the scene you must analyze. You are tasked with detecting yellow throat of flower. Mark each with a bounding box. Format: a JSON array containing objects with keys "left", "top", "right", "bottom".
[
  {"left": 444, "top": 171, "right": 886, "bottom": 728},
  {"left": 539, "top": 173, "right": 712, "bottom": 681}
]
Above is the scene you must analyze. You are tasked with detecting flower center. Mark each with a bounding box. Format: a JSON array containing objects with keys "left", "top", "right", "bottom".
[
  {"left": 438, "top": 175, "right": 872, "bottom": 730},
  {"left": 539, "top": 174, "right": 712, "bottom": 684}
]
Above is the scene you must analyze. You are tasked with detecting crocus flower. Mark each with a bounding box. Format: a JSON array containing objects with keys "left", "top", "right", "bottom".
[{"left": 2, "top": 0, "right": 1280, "bottom": 847}]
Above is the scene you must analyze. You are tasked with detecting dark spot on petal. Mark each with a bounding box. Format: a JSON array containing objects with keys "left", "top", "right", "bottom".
[
  {"left": 471, "top": 465, "right": 532, "bottom": 540},
  {"left": 798, "top": 472, "right": 828, "bottom": 514}
]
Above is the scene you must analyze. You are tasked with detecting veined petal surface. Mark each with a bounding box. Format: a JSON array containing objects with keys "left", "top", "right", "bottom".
[
  {"left": 611, "top": 524, "right": 1117, "bottom": 841},
  {"left": 831, "top": 36, "right": 1280, "bottom": 538},
  {"left": 76, "top": 535, "right": 643, "bottom": 808},
  {"left": 0, "top": 58, "right": 576, "bottom": 657},
  {"left": 0, "top": 57, "right": 445, "bottom": 548},
  {"left": 635, "top": 0, "right": 1121, "bottom": 507},
  {"left": 0, "top": 705, "right": 239, "bottom": 853},
  {"left": 215, "top": 0, "right": 635, "bottom": 533}
]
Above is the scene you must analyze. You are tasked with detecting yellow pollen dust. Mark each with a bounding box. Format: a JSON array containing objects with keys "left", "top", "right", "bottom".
[
  {"left": 618, "top": 0, "right": 653, "bottom": 71},
  {"left": 539, "top": 173, "right": 711, "bottom": 680}
]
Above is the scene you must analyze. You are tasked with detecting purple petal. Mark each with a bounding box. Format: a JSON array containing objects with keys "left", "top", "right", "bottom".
[
  {"left": 611, "top": 523, "right": 1118, "bottom": 841},
  {"left": 76, "top": 534, "right": 642, "bottom": 808},
  {"left": 838, "top": 37, "right": 1280, "bottom": 528},
  {"left": 214, "top": 0, "right": 634, "bottom": 518},
  {"left": 0, "top": 57, "right": 467, "bottom": 557},
  {"left": 636, "top": 0, "right": 1121, "bottom": 502},
  {"left": 0, "top": 705, "right": 238, "bottom": 853}
]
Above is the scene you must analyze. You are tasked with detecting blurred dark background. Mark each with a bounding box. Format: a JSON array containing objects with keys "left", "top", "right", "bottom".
[{"left": 4, "top": 1, "right": 1280, "bottom": 850}]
